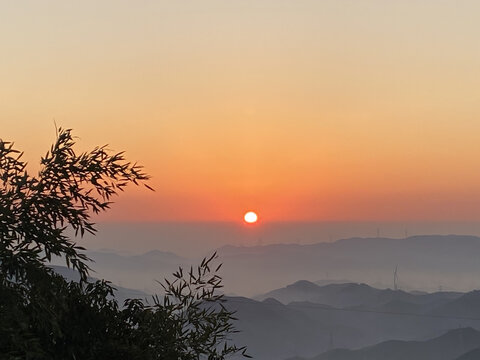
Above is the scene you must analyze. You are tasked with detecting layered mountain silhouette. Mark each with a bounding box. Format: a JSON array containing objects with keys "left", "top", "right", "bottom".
[
  {"left": 288, "top": 328, "right": 480, "bottom": 360},
  {"left": 224, "top": 281, "right": 480, "bottom": 360},
  {"left": 217, "top": 235, "right": 480, "bottom": 296},
  {"left": 79, "top": 235, "right": 480, "bottom": 297},
  {"left": 256, "top": 280, "right": 460, "bottom": 309},
  {"left": 67, "top": 235, "right": 480, "bottom": 359}
]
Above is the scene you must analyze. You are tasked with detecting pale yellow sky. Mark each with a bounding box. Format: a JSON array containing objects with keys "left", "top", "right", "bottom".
[{"left": 2, "top": 1, "right": 480, "bottom": 221}]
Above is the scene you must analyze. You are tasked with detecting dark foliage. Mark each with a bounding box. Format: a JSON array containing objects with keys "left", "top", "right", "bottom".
[{"left": 0, "top": 129, "right": 247, "bottom": 359}]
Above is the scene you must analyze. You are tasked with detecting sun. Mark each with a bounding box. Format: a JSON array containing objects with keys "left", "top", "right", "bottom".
[{"left": 244, "top": 211, "right": 258, "bottom": 224}]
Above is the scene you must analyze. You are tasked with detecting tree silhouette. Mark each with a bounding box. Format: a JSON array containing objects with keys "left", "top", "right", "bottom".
[{"left": 0, "top": 128, "right": 247, "bottom": 359}]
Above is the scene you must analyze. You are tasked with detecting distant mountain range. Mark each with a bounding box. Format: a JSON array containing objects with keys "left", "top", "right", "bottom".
[
  {"left": 288, "top": 327, "right": 480, "bottom": 360},
  {"left": 256, "top": 280, "right": 461, "bottom": 309},
  {"left": 50, "top": 262, "right": 480, "bottom": 360},
  {"left": 61, "top": 234, "right": 480, "bottom": 359},
  {"left": 74, "top": 235, "right": 480, "bottom": 296},
  {"left": 224, "top": 280, "right": 480, "bottom": 360},
  {"left": 216, "top": 235, "right": 480, "bottom": 295}
]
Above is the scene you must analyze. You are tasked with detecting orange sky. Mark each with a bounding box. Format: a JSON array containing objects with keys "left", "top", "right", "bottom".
[{"left": 2, "top": 1, "right": 480, "bottom": 222}]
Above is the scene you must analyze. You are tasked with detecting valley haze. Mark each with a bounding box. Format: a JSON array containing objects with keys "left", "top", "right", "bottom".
[
  {"left": 70, "top": 227, "right": 480, "bottom": 360},
  {"left": 74, "top": 222, "right": 480, "bottom": 297},
  {"left": 80, "top": 221, "right": 480, "bottom": 257}
]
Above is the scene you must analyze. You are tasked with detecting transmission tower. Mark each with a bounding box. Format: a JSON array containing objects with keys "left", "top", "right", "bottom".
[{"left": 393, "top": 265, "right": 399, "bottom": 291}]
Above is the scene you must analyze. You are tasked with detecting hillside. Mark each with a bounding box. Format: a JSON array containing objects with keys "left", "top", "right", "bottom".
[
  {"left": 257, "top": 280, "right": 461, "bottom": 309},
  {"left": 290, "top": 328, "right": 480, "bottom": 360}
]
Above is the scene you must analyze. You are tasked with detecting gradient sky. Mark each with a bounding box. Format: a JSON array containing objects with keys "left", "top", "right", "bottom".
[{"left": 2, "top": 1, "right": 480, "bottom": 222}]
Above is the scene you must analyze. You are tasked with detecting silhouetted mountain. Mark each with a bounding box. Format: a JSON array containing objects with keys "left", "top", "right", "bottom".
[
  {"left": 51, "top": 234, "right": 480, "bottom": 360},
  {"left": 223, "top": 296, "right": 362, "bottom": 360},
  {"left": 257, "top": 280, "right": 461, "bottom": 309},
  {"left": 261, "top": 297, "right": 283, "bottom": 306},
  {"left": 76, "top": 235, "right": 480, "bottom": 297},
  {"left": 290, "top": 328, "right": 480, "bottom": 360},
  {"left": 215, "top": 235, "right": 480, "bottom": 296},
  {"left": 225, "top": 288, "right": 480, "bottom": 360}
]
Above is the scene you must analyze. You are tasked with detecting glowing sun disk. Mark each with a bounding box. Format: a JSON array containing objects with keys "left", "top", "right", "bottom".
[{"left": 244, "top": 211, "right": 258, "bottom": 224}]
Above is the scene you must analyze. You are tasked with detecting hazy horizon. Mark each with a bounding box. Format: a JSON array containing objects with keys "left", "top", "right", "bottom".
[{"left": 79, "top": 220, "right": 480, "bottom": 257}]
